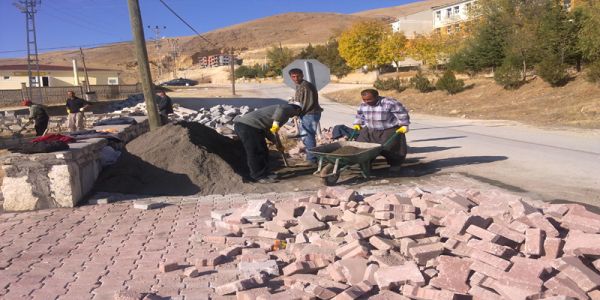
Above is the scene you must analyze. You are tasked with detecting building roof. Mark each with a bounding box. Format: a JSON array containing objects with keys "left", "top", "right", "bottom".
[
  {"left": 432, "top": 0, "right": 474, "bottom": 10},
  {"left": 0, "top": 64, "right": 119, "bottom": 72}
]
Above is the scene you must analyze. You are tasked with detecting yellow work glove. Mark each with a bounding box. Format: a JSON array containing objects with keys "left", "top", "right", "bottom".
[
  {"left": 270, "top": 122, "right": 280, "bottom": 134},
  {"left": 66, "top": 108, "right": 71, "bottom": 114},
  {"left": 396, "top": 126, "right": 408, "bottom": 134},
  {"left": 353, "top": 124, "right": 361, "bottom": 131}
]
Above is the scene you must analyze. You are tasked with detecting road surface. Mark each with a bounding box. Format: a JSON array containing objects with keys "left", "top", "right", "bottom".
[{"left": 174, "top": 83, "right": 600, "bottom": 206}]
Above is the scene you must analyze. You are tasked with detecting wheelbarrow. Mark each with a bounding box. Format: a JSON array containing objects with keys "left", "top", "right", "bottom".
[{"left": 308, "top": 129, "right": 403, "bottom": 186}]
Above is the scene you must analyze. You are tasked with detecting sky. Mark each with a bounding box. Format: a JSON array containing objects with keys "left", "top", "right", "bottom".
[{"left": 0, "top": 0, "right": 413, "bottom": 59}]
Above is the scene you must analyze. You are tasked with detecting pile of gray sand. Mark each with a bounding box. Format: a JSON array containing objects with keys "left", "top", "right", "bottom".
[{"left": 94, "top": 122, "right": 252, "bottom": 196}]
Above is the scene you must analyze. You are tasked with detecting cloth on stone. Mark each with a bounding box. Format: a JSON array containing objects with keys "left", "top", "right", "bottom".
[
  {"left": 32, "top": 134, "right": 76, "bottom": 144},
  {"left": 332, "top": 125, "right": 354, "bottom": 140},
  {"left": 93, "top": 117, "right": 137, "bottom": 126},
  {"left": 12, "top": 141, "right": 69, "bottom": 154},
  {"left": 99, "top": 146, "right": 121, "bottom": 166}
]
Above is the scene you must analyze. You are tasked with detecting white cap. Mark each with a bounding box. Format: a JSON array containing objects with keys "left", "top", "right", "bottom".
[{"left": 289, "top": 101, "right": 302, "bottom": 108}]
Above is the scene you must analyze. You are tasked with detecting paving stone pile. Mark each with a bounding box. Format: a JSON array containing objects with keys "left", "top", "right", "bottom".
[
  {"left": 114, "top": 100, "right": 253, "bottom": 133},
  {"left": 148, "top": 186, "right": 600, "bottom": 300}
]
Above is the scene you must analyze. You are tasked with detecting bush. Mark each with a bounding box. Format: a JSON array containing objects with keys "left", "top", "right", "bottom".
[
  {"left": 585, "top": 61, "right": 600, "bottom": 83},
  {"left": 410, "top": 72, "right": 435, "bottom": 93},
  {"left": 373, "top": 78, "right": 406, "bottom": 92},
  {"left": 536, "top": 56, "right": 570, "bottom": 87},
  {"left": 435, "top": 70, "right": 465, "bottom": 94},
  {"left": 494, "top": 59, "right": 523, "bottom": 89}
]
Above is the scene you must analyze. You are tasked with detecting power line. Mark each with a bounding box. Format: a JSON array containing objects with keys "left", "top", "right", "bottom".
[
  {"left": 158, "top": 0, "right": 216, "bottom": 47},
  {"left": 0, "top": 41, "right": 131, "bottom": 55}
]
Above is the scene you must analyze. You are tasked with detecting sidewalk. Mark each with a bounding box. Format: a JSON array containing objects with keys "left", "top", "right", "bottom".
[{"left": 0, "top": 174, "right": 491, "bottom": 300}]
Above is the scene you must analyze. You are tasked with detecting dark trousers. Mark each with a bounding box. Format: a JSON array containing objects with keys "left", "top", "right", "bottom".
[
  {"left": 160, "top": 114, "right": 169, "bottom": 125},
  {"left": 234, "top": 122, "right": 269, "bottom": 180},
  {"left": 356, "top": 126, "right": 407, "bottom": 166},
  {"left": 34, "top": 118, "right": 48, "bottom": 136}
]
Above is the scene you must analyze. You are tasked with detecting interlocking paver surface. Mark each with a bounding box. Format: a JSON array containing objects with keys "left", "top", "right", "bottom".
[{"left": 0, "top": 174, "right": 500, "bottom": 300}]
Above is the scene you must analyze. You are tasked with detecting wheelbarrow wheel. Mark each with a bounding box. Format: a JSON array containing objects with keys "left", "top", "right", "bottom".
[{"left": 320, "top": 164, "right": 340, "bottom": 186}]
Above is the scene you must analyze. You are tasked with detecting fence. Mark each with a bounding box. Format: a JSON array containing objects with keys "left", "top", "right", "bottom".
[{"left": 0, "top": 84, "right": 142, "bottom": 106}]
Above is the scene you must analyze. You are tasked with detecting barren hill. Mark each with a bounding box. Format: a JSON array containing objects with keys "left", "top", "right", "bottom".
[{"left": 0, "top": 12, "right": 371, "bottom": 83}]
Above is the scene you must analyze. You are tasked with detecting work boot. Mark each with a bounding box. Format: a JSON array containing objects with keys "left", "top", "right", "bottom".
[
  {"left": 388, "top": 165, "right": 403, "bottom": 173},
  {"left": 257, "top": 177, "right": 277, "bottom": 184}
]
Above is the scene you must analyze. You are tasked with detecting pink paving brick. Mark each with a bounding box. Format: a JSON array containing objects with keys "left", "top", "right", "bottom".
[
  {"left": 373, "top": 261, "right": 425, "bottom": 289},
  {"left": 429, "top": 255, "right": 470, "bottom": 294},
  {"left": 469, "top": 248, "right": 512, "bottom": 271},
  {"left": 465, "top": 224, "right": 500, "bottom": 242},
  {"left": 401, "top": 285, "right": 456, "bottom": 300},
  {"left": 558, "top": 256, "right": 600, "bottom": 292},
  {"left": 523, "top": 228, "right": 543, "bottom": 256}
]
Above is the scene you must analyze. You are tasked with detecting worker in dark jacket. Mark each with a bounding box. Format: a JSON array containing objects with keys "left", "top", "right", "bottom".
[
  {"left": 66, "top": 91, "right": 91, "bottom": 132},
  {"left": 23, "top": 100, "right": 49, "bottom": 136},
  {"left": 156, "top": 90, "right": 174, "bottom": 125},
  {"left": 234, "top": 102, "right": 302, "bottom": 183},
  {"left": 289, "top": 68, "right": 323, "bottom": 166}
]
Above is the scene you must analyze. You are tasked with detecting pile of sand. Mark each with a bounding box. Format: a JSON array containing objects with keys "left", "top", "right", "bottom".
[{"left": 95, "top": 122, "right": 252, "bottom": 196}]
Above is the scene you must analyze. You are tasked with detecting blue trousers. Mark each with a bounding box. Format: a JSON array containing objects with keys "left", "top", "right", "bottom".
[{"left": 301, "top": 113, "right": 321, "bottom": 163}]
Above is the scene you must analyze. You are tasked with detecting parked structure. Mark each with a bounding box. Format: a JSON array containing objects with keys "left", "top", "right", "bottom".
[{"left": 0, "top": 64, "right": 120, "bottom": 89}]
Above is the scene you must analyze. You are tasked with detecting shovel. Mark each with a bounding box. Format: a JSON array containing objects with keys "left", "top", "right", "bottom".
[{"left": 274, "top": 133, "right": 290, "bottom": 168}]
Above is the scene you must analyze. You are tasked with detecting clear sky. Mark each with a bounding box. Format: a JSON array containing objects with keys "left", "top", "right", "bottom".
[{"left": 0, "top": 0, "right": 412, "bottom": 59}]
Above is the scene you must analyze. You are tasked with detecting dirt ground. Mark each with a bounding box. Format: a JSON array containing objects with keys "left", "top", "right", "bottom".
[{"left": 324, "top": 75, "right": 600, "bottom": 129}]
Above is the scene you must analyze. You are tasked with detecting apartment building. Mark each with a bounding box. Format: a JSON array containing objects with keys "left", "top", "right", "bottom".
[
  {"left": 432, "top": 0, "right": 477, "bottom": 35},
  {"left": 391, "top": 10, "right": 434, "bottom": 38}
]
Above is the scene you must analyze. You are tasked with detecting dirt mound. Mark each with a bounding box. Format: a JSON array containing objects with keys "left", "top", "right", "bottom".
[{"left": 95, "top": 122, "right": 252, "bottom": 196}]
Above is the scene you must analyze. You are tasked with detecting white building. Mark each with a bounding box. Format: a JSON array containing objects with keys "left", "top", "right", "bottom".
[
  {"left": 391, "top": 10, "right": 434, "bottom": 38},
  {"left": 432, "top": 0, "right": 477, "bottom": 34}
]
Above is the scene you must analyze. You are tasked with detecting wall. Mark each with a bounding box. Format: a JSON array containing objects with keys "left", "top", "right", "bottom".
[
  {"left": 433, "top": 0, "right": 476, "bottom": 29},
  {"left": 0, "top": 70, "right": 120, "bottom": 89},
  {"left": 1, "top": 116, "right": 149, "bottom": 212},
  {"left": 0, "top": 84, "right": 142, "bottom": 106},
  {"left": 392, "top": 10, "right": 434, "bottom": 38}
]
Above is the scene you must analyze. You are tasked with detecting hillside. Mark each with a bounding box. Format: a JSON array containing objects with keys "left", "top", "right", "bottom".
[{"left": 0, "top": 12, "right": 371, "bottom": 84}]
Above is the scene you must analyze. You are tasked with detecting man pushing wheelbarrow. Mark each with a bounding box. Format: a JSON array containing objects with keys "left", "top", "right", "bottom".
[{"left": 309, "top": 89, "right": 410, "bottom": 185}]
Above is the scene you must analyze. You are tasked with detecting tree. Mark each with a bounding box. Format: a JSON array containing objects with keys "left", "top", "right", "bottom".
[
  {"left": 266, "top": 45, "right": 295, "bottom": 75},
  {"left": 380, "top": 31, "right": 408, "bottom": 72},
  {"left": 338, "top": 20, "right": 388, "bottom": 69},
  {"left": 578, "top": 1, "right": 600, "bottom": 62},
  {"left": 407, "top": 34, "right": 438, "bottom": 67},
  {"left": 298, "top": 39, "right": 352, "bottom": 78}
]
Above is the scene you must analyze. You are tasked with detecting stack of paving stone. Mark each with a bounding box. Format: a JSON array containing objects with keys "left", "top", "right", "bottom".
[{"left": 165, "top": 186, "right": 600, "bottom": 300}]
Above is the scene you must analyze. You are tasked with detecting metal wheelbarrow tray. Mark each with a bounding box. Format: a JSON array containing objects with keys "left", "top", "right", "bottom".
[{"left": 308, "top": 140, "right": 382, "bottom": 186}]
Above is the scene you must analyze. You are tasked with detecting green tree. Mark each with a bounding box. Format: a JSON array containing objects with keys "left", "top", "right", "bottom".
[
  {"left": 266, "top": 45, "right": 295, "bottom": 75},
  {"left": 380, "top": 31, "right": 408, "bottom": 72},
  {"left": 578, "top": 1, "right": 600, "bottom": 62},
  {"left": 298, "top": 40, "right": 352, "bottom": 78},
  {"left": 338, "top": 20, "right": 388, "bottom": 69}
]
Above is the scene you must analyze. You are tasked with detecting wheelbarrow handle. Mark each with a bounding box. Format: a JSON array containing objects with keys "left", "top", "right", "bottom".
[{"left": 382, "top": 127, "right": 408, "bottom": 149}]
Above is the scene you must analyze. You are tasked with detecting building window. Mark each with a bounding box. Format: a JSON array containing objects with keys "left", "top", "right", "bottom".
[
  {"left": 107, "top": 77, "right": 119, "bottom": 85},
  {"left": 436, "top": 10, "right": 441, "bottom": 20},
  {"left": 455, "top": 24, "right": 461, "bottom": 32},
  {"left": 447, "top": 26, "right": 452, "bottom": 34},
  {"left": 2, "top": 76, "right": 9, "bottom": 80},
  {"left": 446, "top": 8, "right": 452, "bottom": 18},
  {"left": 466, "top": 3, "right": 472, "bottom": 12},
  {"left": 454, "top": 6, "right": 460, "bottom": 15}
]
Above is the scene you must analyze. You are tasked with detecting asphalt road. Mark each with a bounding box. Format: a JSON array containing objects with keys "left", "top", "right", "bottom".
[{"left": 174, "top": 83, "right": 600, "bottom": 206}]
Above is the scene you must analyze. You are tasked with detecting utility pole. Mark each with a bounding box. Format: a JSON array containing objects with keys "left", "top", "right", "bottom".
[
  {"left": 79, "top": 47, "right": 90, "bottom": 92},
  {"left": 127, "top": 0, "right": 161, "bottom": 130},
  {"left": 230, "top": 48, "right": 236, "bottom": 96},
  {"left": 147, "top": 25, "right": 166, "bottom": 79},
  {"left": 14, "top": 0, "right": 43, "bottom": 104},
  {"left": 168, "top": 38, "right": 179, "bottom": 78}
]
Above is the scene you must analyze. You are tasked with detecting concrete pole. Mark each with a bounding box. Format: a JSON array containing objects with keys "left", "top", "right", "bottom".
[
  {"left": 72, "top": 59, "right": 80, "bottom": 86},
  {"left": 230, "top": 48, "right": 236, "bottom": 96},
  {"left": 79, "top": 48, "right": 91, "bottom": 92},
  {"left": 127, "top": 0, "right": 161, "bottom": 130}
]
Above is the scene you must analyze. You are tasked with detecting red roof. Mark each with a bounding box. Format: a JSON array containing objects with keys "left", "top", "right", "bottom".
[{"left": 0, "top": 64, "right": 119, "bottom": 72}]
